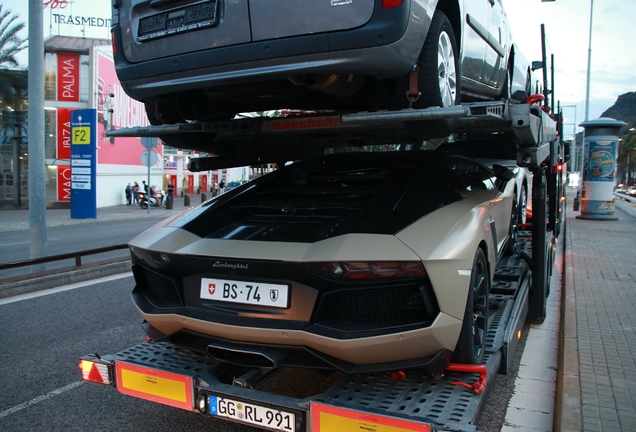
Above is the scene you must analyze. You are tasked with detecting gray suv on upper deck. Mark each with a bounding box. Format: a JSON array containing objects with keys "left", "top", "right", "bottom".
[{"left": 112, "top": 0, "right": 532, "bottom": 138}]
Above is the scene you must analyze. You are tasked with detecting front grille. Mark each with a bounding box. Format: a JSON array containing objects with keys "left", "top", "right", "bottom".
[
  {"left": 315, "top": 283, "right": 438, "bottom": 330},
  {"left": 134, "top": 265, "right": 183, "bottom": 308}
]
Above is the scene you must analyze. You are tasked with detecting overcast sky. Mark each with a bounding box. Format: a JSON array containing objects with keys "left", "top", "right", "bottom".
[{"left": 6, "top": 0, "right": 635, "bottom": 137}]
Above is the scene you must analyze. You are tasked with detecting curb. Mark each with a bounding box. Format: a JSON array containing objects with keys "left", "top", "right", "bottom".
[
  {"left": 558, "top": 200, "right": 582, "bottom": 432},
  {"left": 0, "top": 260, "right": 132, "bottom": 299},
  {"left": 614, "top": 196, "right": 636, "bottom": 218}
]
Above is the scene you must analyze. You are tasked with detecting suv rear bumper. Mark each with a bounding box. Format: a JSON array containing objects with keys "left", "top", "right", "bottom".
[{"left": 112, "top": 2, "right": 430, "bottom": 101}]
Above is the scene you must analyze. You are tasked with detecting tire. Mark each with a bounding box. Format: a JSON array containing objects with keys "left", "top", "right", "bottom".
[
  {"left": 140, "top": 200, "right": 148, "bottom": 210},
  {"left": 505, "top": 191, "right": 518, "bottom": 256},
  {"left": 405, "top": 10, "right": 460, "bottom": 141},
  {"left": 517, "top": 187, "right": 527, "bottom": 225},
  {"left": 452, "top": 248, "right": 489, "bottom": 364}
]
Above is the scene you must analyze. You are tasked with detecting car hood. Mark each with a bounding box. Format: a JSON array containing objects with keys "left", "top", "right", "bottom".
[{"left": 128, "top": 194, "right": 481, "bottom": 265}]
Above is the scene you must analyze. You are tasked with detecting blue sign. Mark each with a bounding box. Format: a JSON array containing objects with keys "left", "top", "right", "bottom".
[
  {"left": 70, "top": 109, "right": 97, "bottom": 219},
  {"left": 587, "top": 141, "right": 616, "bottom": 182}
]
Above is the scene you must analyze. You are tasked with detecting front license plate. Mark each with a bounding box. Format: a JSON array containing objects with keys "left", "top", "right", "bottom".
[
  {"left": 201, "top": 277, "right": 289, "bottom": 308},
  {"left": 209, "top": 395, "right": 295, "bottom": 432}
]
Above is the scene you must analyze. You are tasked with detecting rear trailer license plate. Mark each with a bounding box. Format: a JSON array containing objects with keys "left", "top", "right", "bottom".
[
  {"left": 201, "top": 277, "right": 289, "bottom": 308},
  {"left": 115, "top": 362, "right": 193, "bottom": 411},
  {"left": 138, "top": 0, "right": 217, "bottom": 41},
  {"left": 209, "top": 395, "right": 295, "bottom": 432}
]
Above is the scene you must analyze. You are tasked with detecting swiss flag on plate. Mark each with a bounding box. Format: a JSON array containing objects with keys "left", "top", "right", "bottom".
[{"left": 208, "top": 284, "right": 216, "bottom": 295}]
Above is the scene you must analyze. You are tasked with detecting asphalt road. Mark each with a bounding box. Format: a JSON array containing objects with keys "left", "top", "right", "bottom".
[
  {"left": 0, "top": 275, "right": 263, "bottom": 432},
  {"left": 0, "top": 272, "right": 531, "bottom": 431},
  {"left": 0, "top": 218, "right": 166, "bottom": 280}
]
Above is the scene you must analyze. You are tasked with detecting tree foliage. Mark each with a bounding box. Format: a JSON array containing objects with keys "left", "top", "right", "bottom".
[
  {"left": 0, "top": 4, "right": 27, "bottom": 100},
  {"left": 618, "top": 130, "right": 636, "bottom": 184},
  {"left": 619, "top": 131, "right": 636, "bottom": 155}
]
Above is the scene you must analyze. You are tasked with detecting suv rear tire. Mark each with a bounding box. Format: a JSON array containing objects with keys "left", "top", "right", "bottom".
[{"left": 405, "top": 10, "right": 460, "bottom": 141}]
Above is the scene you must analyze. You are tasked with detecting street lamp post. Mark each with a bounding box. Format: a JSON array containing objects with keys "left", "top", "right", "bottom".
[{"left": 584, "top": 0, "right": 594, "bottom": 121}]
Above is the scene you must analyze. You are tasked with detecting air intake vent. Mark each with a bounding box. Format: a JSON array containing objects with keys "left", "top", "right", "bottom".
[
  {"left": 316, "top": 284, "right": 437, "bottom": 329},
  {"left": 134, "top": 265, "right": 183, "bottom": 308}
]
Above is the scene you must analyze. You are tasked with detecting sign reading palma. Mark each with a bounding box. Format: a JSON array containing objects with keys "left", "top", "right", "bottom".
[{"left": 57, "top": 53, "right": 80, "bottom": 102}]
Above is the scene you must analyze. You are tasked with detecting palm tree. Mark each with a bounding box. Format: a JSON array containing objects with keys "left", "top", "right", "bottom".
[
  {"left": 0, "top": 4, "right": 27, "bottom": 98},
  {"left": 619, "top": 130, "right": 636, "bottom": 185}
]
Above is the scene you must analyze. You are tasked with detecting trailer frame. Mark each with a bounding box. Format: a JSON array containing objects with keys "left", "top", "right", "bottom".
[{"left": 82, "top": 100, "right": 566, "bottom": 431}]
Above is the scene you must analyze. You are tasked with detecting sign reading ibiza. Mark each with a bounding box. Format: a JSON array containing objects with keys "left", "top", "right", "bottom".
[{"left": 44, "top": 0, "right": 111, "bottom": 29}]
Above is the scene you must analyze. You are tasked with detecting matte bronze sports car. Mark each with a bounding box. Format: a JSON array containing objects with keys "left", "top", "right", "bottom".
[{"left": 128, "top": 150, "right": 516, "bottom": 373}]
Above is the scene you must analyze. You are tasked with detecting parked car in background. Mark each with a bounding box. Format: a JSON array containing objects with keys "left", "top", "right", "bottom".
[
  {"left": 128, "top": 150, "right": 517, "bottom": 374},
  {"left": 629, "top": 186, "right": 636, "bottom": 197},
  {"left": 112, "top": 0, "right": 533, "bottom": 142},
  {"left": 223, "top": 181, "right": 244, "bottom": 192}
]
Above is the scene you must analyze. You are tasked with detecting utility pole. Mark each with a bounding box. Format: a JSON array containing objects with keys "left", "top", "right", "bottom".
[
  {"left": 584, "top": 0, "right": 594, "bottom": 121},
  {"left": 28, "top": 0, "right": 48, "bottom": 267}
]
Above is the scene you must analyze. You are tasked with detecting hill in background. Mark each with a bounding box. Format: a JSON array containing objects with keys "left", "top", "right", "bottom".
[{"left": 600, "top": 91, "right": 636, "bottom": 134}]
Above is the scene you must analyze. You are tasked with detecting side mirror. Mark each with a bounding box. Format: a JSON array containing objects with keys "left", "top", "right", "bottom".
[
  {"left": 531, "top": 61, "right": 544, "bottom": 71},
  {"left": 511, "top": 89, "right": 528, "bottom": 103}
]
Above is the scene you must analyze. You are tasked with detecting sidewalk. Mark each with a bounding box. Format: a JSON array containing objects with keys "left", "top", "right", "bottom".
[
  {"left": 559, "top": 192, "right": 636, "bottom": 431},
  {"left": 0, "top": 193, "right": 208, "bottom": 233}
]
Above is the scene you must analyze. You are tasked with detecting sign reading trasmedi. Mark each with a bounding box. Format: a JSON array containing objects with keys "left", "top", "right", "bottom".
[
  {"left": 45, "top": 0, "right": 111, "bottom": 29},
  {"left": 52, "top": 14, "right": 111, "bottom": 28}
]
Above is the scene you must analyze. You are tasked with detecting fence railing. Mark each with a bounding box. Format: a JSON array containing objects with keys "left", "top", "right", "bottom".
[
  {"left": 615, "top": 192, "right": 636, "bottom": 204},
  {"left": 0, "top": 244, "right": 130, "bottom": 284}
]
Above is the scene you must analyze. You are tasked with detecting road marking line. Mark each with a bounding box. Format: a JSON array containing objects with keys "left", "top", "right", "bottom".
[
  {"left": 0, "top": 381, "right": 84, "bottom": 418},
  {"left": 0, "top": 272, "right": 133, "bottom": 306}
]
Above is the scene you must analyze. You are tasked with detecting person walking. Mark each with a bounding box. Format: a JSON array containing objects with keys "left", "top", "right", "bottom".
[
  {"left": 219, "top": 180, "right": 225, "bottom": 194},
  {"left": 133, "top": 182, "right": 140, "bottom": 205},
  {"left": 125, "top": 183, "right": 132, "bottom": 205},
  {"left": 166, "top": 182, "right": 174, "bottom": 207}
]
